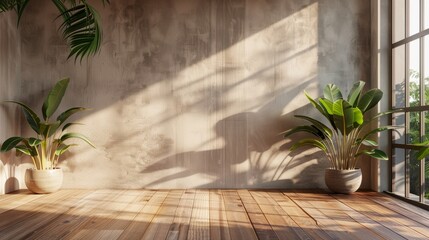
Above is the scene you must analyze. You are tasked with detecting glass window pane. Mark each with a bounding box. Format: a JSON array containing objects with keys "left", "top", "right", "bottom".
[
  {"left": 393, "top": 0, "right": 406, "bottom": 42},
  {"left": 393, "top": 112, "right": 406, "bottom": 144},
  {"left": 393, "top": 148, "right": 406, "bottom": 196},
  {"left": 425, "top": 158, "right": 429, "bottom": 203},
  {"left": 425, "top": 0, "right": 429, "bottom": 30},
  {"left": 393, "top": 45, "right": 406, "bottom": 108},
  {"left": 409, "top": 39, "right": 420, "bottom": 107},
  {"left": 408, "top": 0, "right": 420, "bottom": 36},
  {"left": 409, "top": 150, "right": 421, "bottom": 198},
  {"left": 408, "top": 111, "right": 420, "bottom": 144},
  {"left": 425, "top": 36, "right": 429, "bottom": 105},
  {"left": 424, "top": 111, "right": 429, "bottom": 141}
]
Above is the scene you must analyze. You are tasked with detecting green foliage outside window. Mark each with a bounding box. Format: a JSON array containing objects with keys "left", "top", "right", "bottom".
[{"left": 407, "top": 70, "right": 429, "bottom": 199}]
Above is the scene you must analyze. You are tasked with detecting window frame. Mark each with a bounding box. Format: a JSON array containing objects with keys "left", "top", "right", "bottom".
[{"left": 390, "top": 0, "right": 429, "bottom": 204}]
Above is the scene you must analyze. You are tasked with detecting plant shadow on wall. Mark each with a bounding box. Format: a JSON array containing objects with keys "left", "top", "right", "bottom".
[
  {"left": 140, "top": 79, "right": 331, "bottom": 189},
  {"left": 19, "top": 0, "right": 346, "bottom": 188},
  {"left": 0, "top": 104, "right": 22, "bottom": 193}
]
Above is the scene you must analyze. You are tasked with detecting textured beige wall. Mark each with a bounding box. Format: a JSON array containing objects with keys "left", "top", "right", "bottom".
[
  {"left": 13, "top": 0, "right": 371, "bottom": 189},
  {"left": 0, "top": 12, "right": 22, "bottom": 194}
]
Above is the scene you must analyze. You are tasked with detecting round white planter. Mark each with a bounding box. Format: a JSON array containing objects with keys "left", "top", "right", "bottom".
[
  {"left": 25, "top": 168, "right": 63, "bottom": 194},
  {"left": 325, "top": 168, "right": 362, "bottom": 194}
]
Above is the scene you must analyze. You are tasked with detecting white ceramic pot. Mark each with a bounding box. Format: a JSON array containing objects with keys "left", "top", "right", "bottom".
[
  {"left": 325, "top": 168, "right": 362, "bottom": 194},
  {"left": 25, "top": 168, "right": 63, "bottom": 194}
]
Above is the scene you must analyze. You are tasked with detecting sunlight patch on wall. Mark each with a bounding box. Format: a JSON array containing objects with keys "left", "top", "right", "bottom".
[{"left": 59, "top": 2, "right": 320, "bottom": 189}]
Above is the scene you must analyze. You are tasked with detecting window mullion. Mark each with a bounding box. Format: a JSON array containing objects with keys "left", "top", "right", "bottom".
[{"left": 419, "top": 0, "right": 425, "bottom": 203}]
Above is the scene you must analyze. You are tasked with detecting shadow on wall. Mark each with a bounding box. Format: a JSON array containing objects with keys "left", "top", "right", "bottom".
[
  {"left": 140, "top": 79, "right": 330, "bottom": 188},
  {"left": 0, "top": 104, "right": 24, "bottom": 194},
  {"left": 15, "top": 0, "right": 370, "bottom": 189}
]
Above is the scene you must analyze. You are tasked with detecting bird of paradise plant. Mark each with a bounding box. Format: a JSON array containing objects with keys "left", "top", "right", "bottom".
[
  {"left": 0, "top": 78, "right": 94, "bottom": 170},
  {"left": 283, "top": 81, "right": 395, "bottom": 170}
]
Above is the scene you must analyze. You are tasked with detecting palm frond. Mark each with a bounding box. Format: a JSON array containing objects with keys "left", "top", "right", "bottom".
[
  {"left": 0, "top": 0, "right": 29, "bottom": 24},
  {"left": 53, "top": 0, "right": 103, "bottom": 61},
  {"left": 0, "top": 0, "right": 17, "bottom": 12}
]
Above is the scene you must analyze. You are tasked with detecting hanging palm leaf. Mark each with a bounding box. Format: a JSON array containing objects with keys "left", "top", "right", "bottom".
[{"left": 0, "top": 0, "right": 109, "bottom": 61}]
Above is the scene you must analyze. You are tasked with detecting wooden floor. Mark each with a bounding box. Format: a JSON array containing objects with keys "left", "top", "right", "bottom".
[{"left": 0, "top": 190, "right": 428, "bottom": 240}]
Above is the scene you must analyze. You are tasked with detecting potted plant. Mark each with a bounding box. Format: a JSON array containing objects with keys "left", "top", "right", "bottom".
[
  {"left": 0, "top": 78, "right": 94, "bottom": 193},
  {"left": 283, "top": 81, "right": 395, "bottom": 193}
]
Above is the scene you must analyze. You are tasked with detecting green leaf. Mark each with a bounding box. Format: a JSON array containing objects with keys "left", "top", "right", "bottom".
[
  {"left": 295, "top": 115, "right": 332, "bottom": 138},
  {"left": 344, "top": 107, "right": 363, "bottom": 128},
  {"left": 361, "top": 126, "right": 398, "bottom": 142},
  {"left": 332, "top": 100, "right": 363, "bottom": 135},
  {"left": 290, "top": 139, "right": 327, "bottom": 152},
  {"left": 39, "top": 121, "right": 61, "bottom": 138},
  {"left": 304, "top": 91, "right": 331, "bottom": 117},
  {"left": 283, "top": 125, "right": 325, "bottom": 139},
  {"left": 62, "top": 122, "right": 84, "bottom": 131},
  {"left": 1, "top": 136, "right": 24, "bottom": 152},
  {"left": 416, "top": 146, "right": 429, "bottom": 160},
  {"left": 54, "top": 2, "right": 104, "bottom": 61},
  {"left": 0, "top": 0, "right": 30, "bottom": 25},
  {"left": 57, "top": 107, "right": 87, "bottom": 124},
  {"left": 0, "top": 0, "right": 17, "bottom": 12},
  {"left": 42, "top": 78, "right": 70, "bottom": 120},
  {"left": 347, "top": 81, "right": 365, "bottom": 107},
  {"left": 332, "top": 99, "right": 344, "bottom": 116},
  {"left": 55, "top": 143, "right": 77, "bottom": 156},
  {"left": 28, "top": 137, "right": 42, "bottom": 147},
  {"left": 361, "top": 139, "right": 378, "bottom": 147},
  {"left": 4, "top": 101, "right": 40, "bottom": 134},
  {"left": 357, "top": 149, "right": 388, "bottom": 160},
  {"left": 323, "top": 84, "right": 343, "bottom": 102},
  {"left": 357, "top": 88, "right": 383, "bottom": 113},
  {"left": 16, "top": 0, "right": 30, "bottom": 25},
  {"left": 61, "top": 132, "right": 95, "bottom": 148},
  {"left": 319, "top": 98, "right": 334, "bottom": 115},
  {"left": 15, "top": 145, "right": 36, "bottom": 156}
]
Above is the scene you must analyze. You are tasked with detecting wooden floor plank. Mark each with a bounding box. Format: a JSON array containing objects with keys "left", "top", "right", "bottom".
[
  {"left": 250, "top": 191, "right": 311, "bottom": 240},
  {"left": 0, "top": 190, "right": 89, "bottom": 240},
  {"left": 359, "top": 192, "right": 429, "bottom": 220},
  {"left": 28, "top": 189, "right": 126, "bottom": 240},
  {"left": 299, "top": 192, "right": 390, "bottom": 240},
  {"left": 0, "top": 190, "right": 80, "bottom": 230},
  {"left": 237, "top": 190, "right": 279, "bottom": 240},
  {"left": 271, "top": 191, "right": 333, "bottom": 240},
  {"left": 222, "top": 190, "right": 258, "bottom": 240},
  {"left": 315, "top": 193, "right": 406, "bottom": 240},
  {"left": 117, "top": 190, "right": 169, "bottom": 239},
  {"left": 68, "top": 190, "right": 153, "bottom": 240},
  {"left": 357, "top": 192, "right": 429, "bottom": 227},
  {"left": 55, "top": 189, "right": 127, "bottom": 240},
  {"left": 0, "top": 190, "right": 44, "bottom": 215},
  {"left": 287, "top": 192, "right": 363, "bottom": 240},
  {"left": 187, "top": 190, "right": 210, "bottom": 240},
  {"left": 141, "top": 190, "right": 184, "bottom": 240},
  {"left": 0, "top": 189, "right": 428, "bottom": 240},
  {"left": 0, "top": 190, "right": 38, "bottom": 206},
  {"left": 166, "top": 189, "right": 196, "bottom": 240},
  {"left": 334, "top": 193, "right": 428, "bottom": 240},
  {"left": 209, "top": 189, "right": 231, "bottom": 240}
]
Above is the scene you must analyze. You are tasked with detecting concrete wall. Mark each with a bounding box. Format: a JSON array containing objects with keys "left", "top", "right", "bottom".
[
  {"left": 0, "top": 12, "right": 22, "bottom": 194},
  {"left": 9, "top": 0, "right": 372, "bottom": 189}
]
